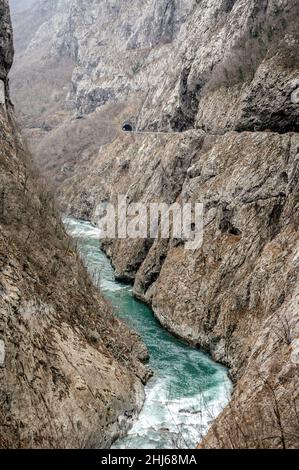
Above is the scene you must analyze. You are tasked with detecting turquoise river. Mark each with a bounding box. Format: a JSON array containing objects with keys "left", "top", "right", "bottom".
[{"left": 64, "top": 217, "right": 232, "bottom": 449}]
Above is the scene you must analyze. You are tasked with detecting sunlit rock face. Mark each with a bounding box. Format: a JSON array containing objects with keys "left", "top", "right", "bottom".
[{"left": 0, "top": 79, "right": 5, "bottom": 105}]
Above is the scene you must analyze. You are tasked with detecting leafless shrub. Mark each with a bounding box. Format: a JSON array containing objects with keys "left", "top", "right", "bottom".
[{"left": 273, "top": 312, "right": 293, "bottom": 346}]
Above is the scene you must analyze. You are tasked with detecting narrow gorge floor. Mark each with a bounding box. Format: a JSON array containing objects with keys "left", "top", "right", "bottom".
[{"left": 64, "top": 217, "right": 232, "bottom": 449}]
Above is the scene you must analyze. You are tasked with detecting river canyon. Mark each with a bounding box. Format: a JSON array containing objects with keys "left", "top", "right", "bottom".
[{"left": 0, "top": 0, "right": 298, "bottom": 449}]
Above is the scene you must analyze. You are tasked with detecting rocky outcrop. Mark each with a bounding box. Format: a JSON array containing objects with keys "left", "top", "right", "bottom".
[
  {"left": 0, "top": 1, "right": 149, "bottom": 449},
  {"left": 10, "top": 0, "right": 299, "bottom": 449}
]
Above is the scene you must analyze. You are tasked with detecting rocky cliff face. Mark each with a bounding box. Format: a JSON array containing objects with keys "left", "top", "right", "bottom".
[
  {"left": 137, "top": 0, "right": 299, "bottom": 134},
  {"left": 10, "top": 0, "right": 195, "bottom": 186},
  {"left": 0, "top": 0, "right": 149, "bottom": 449},
  {"left": 10, "top": 0, "right": 299, "bottom": 448}
]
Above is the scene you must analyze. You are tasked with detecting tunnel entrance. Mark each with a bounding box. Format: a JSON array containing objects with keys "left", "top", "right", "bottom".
[{"left": 122, "top": 122, "right": 134, "bottom": 132}]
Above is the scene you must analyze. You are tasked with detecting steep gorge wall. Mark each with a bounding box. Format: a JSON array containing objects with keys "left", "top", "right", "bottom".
[
  {"left": 0, "top": 0, "right": 13, "bottom": 95},
  {"left": 0, "top": 0, "right": 149, "bottom": 449}
]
